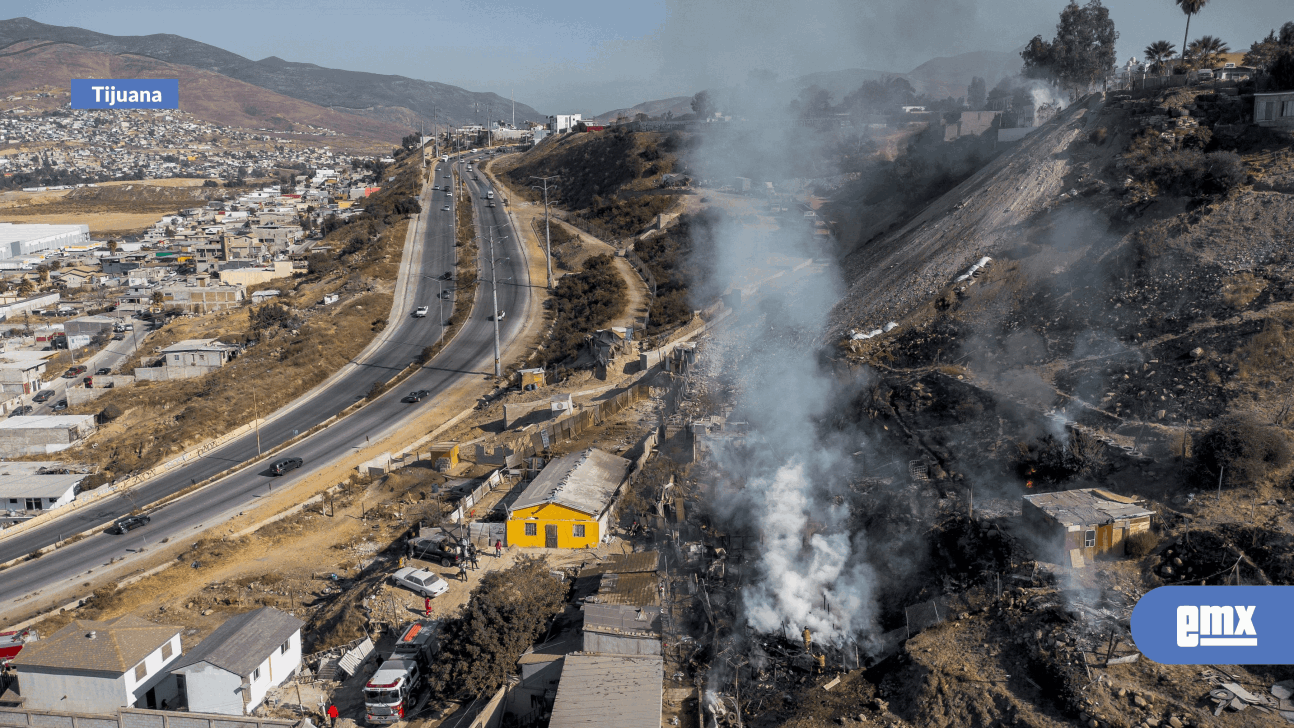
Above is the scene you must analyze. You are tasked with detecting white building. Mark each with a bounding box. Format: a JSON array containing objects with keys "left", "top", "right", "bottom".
[
  {"left": 0, "top": 350, "right": 55, "bottom": 397},
  {"left": 0, "top": 223, "right": 90, "bottom": 258},
  {"left": 0, "top": 414, "right": 98, "bottom": 456},
  {"left": 169, "top": 607, "right": 304, "bottom": 715},
  {"left": 0, "top": 462, "right": 84, "bottom": 523},
  {"left": 11, "top": 615, "right": 183, "bottom": 712},
  {"left": 548, "top": 114, "right": 583, "bottom": 133}
]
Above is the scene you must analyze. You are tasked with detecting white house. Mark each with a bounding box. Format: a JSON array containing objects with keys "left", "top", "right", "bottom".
[
  {"left": 11, "top": 615, "right": 183, "bottom": 712},
  {"left": 169, "top": 607, "right": 304, "bottom": 715},
  {"left": 548, "top": 114, "right": 583, "bottom": 133},
  {"left": 0, "top": 462, "right": 85, "bottom": 524}
]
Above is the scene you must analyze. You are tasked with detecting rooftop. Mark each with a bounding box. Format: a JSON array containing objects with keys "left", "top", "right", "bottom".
[
  {"left": 511, "top": 448, "right": 631, "bottom": 517},
  {"left": 12, "top": 615, "right": 179, "bottom": 673},
  {"left": 1022, "top": 488, "right": 1155, "bottom": 528},
  {"left": 169, "top": 607, "right": 303, "bottom": 677},
  {"left": 0, "top": 471, "right": 84, "bottom": 499},
  {"left": 548, "top": 654, "right": 663, "bottom": 728},
  {"left": 578, "top": 551, "right": 661, "bottom": 578},
  {"left": 159, "top": 338, "right": 236, "bottom": 354},
  {"left": 582, "top": 604, "right": 662, "bottom": 637},
  {"left": 0, "top": 414, "right": 96, "bottom": 431}
]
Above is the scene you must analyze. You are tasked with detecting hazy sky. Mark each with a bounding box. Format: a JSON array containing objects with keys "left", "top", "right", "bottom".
[{"left": 13, "top": 0, "right": 1294, "bottom": 114}]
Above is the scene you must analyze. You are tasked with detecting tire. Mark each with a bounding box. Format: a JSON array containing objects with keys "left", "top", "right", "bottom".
[{"left": 441, "top": 558, "right": 452, "bottom": 568}]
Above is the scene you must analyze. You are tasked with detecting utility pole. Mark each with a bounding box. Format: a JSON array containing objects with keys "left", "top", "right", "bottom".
[
  {"left": 488, "top": 231, "right": 504, "bottom": 377},
  {"left": 252, "top": 379, "right": 262, "bottom": 456},
  {"left": 531, "top": 175, "right": 559, "bottom": 290}
]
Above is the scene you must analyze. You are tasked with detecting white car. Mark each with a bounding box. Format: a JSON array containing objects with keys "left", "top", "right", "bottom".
[
  {"left": 490, "top": 310, "right": 506, "bottom": 321},
  {"left": 392, "top": 567, "right": 449, "bottom": 598},
  {"left": 442, "top": 205, "right": 451, "bottom": 211},
  {"left": 413, "top": 306, "right": 429, "bottom": 318}
]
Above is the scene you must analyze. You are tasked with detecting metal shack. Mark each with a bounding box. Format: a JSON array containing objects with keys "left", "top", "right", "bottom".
[{"left": 1021, "top": 488, "right": 1153, "bottom": 567}]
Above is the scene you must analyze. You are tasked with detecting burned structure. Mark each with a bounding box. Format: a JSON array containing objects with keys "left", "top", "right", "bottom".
[{"left": 1021, "top": 488, "right": 1153, "bottom": 567}]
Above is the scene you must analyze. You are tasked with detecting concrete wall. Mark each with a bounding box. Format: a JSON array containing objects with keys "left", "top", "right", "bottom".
[
  {"left": 134, "top": 366, "right": 221, "bottom": 382},
  {"left": 218, "top": 262, "right": 294, "bottom": 288},
  {"left": 15, "top": 668, "right": 127, "bottom": 713},
  {"left": 0, "top": 416, "right": 97, "bottom": 456},
  {"left": 68, "top": 387, "right": 107, "bottom": 407}
]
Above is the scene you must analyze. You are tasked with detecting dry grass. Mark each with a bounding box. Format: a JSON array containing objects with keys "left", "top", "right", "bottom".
[{"left": 1219, "top": 272, "right": 1265, "bottom": 309}]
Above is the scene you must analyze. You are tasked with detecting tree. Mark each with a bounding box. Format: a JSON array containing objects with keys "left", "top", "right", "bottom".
[
  {"left": 1272, "top": 50, "right": 1294, "bottom": 91},
  {"left": 1175, "top": 0, "right": 1208, "bottom": 72},
  {"left": 107, "top": 239, "right": 118, "bottom": 253},
  {"left": 1186, "top": 35, "right": 1229, "bottom": 69},
  {"left": 1144, "top": 40, "right": 1177, "bottom": 75},
  {"left": 967, "top": 76, "right": 987, "bottom": 109},
  {"left": 1244, "top": 30, "right": 1283, "bottom": 71},
  {"left": 1282, "top": 21, "right": 1294, "bottom": 46},
  {"left": 691, "top": 90, "right": 712, "bottom": 119},
  {"left": 1020, "top": 1, "right": 1118, "bottom": 94}
]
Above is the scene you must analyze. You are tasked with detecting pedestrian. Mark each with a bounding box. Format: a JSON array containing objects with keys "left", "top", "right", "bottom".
[
  {"left": 494, "top": 539, "right": 502, "bottom": 558},
  {"left": 327, "top": 704, "right": 339, "bottom": 728},
  {"left": 457, "top": 564, "right": 468, "bottom": 582},
  {"left": 424, "top": 596, "right": 431, "bottom": 617}
]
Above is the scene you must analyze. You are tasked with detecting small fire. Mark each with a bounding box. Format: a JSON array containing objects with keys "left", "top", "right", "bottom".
[{"left": 1026, "top": 480, "right": 1034, "bottom": 488}]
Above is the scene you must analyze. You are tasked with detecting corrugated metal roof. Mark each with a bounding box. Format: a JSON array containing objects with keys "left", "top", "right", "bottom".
[
  {"left": 578, "top": 552, "right": 661, "bottom": 578},
  {"left": 549, "top": 654, "right": 662, "bottom": 728},
  {"left": 589, "top": 573, "right": 661, "bottom": 607},
  {"left": 1023, "top": 488, "right": 1154, "bottom": 527},
  {"left": 582, "top": 605, "right": 662, "bottom": 636},
  {"left": 13, "top": 615, "right": 179, "bottom": 674},
  {"left": 511, "top": 449, "right": 630, "bottom": 517},
  {"left": 169, "top": 607, "right": 303, "bottom": 677}
]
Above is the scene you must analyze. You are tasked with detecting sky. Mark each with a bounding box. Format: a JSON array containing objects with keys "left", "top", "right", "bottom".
[{"left": 10, "top": 0, "right": 1294, "bottom": 115}]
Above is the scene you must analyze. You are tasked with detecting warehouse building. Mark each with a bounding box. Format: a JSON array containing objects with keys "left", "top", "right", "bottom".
[{"left": 0, "top": 223, "right": 91, "bottom": 258}]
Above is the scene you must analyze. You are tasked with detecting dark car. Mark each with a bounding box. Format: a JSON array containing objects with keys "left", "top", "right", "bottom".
[
  {"left": 95, "top": 367, "right": 111, "bottom": 376},
  {"left": 108, "top": 514, "right": 151, "bottom": 534},
  {"left": 407, "top": 537, "right": 466, "bottom": 568},
  {"left": 402, "top": 389, "right": 430, "bottom": 403},
  {"left": 269, "top": 456, "right": 304, "bottom": 476},
  {"left": 62, "top": 365, "right": 87, "bottom": 379},
  {"left": 112, "top": 333, "right": 125, "bottom": 341},
  {"left": 51, "top": 400, "right": 67, "bottom": 411},
  {"left": 7, "top": 406, "right": 32, "bottom": 418},
  {"left": 32, "top": 390, "right": 54, "bottom": 403}
]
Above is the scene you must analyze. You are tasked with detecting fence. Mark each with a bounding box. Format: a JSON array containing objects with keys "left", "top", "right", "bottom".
[
  {"left": 445, "top": 469, "right": 506, "bottom": 524},
  {"left": 0, "top": 708, "right": 299, "bottom": 728}
]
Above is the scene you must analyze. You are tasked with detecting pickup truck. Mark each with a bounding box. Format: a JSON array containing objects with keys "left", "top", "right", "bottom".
[{"left": 391, "top": 567, "right": 449, "bottom": 597}]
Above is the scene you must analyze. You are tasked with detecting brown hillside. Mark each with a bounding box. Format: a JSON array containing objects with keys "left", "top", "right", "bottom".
[{"left": 0, "top": 40, "right": 413, "bottom": 142}]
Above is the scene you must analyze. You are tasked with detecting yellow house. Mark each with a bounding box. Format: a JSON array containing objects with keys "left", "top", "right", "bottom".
[{"left": 506, "top": 448, "right": 631, "bottom": 549}]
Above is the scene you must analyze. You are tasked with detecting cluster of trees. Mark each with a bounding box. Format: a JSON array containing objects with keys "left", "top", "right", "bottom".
[{"left": 1020, "top": 0, "right": 1118, "bottom": 94}]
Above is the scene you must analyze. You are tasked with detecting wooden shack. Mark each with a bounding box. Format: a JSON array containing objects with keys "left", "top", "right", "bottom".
[{"left": 1021, "top": 488, "right": 1153, "bottom": 568}]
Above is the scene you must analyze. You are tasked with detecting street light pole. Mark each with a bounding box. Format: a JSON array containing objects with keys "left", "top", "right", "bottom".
[
  {"left": 489, "top": 231, "right": 502, "bottom": 378},
  {"left": 531, "top": 176, "right": 559, "bottom": 291}
]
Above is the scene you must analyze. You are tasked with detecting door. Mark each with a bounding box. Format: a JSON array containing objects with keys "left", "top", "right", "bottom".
[
  {"left": 145, "top": 687, "right": 157, "bottom": 709},
  {"left": 545, "top": 524, "right": 558, "bottom": 548},
  {"left": 1096, "top": 523, "right": 1114, "bottom": 555}
]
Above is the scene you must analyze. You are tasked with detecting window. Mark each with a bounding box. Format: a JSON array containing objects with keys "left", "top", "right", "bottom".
[
  {"left": 1084, "top": 530, "right": 1096, "bottom": 548},
  {"left": 25, "top": 498, "right": 42, "bottom": 511},
  {"left": 281, "top": 638, "right": 291, "bottom": 654},
  {"left": 161, "top": 641, "right": 173, "bottom": 660},
  {"left": 524, "top": 522, "right": 537, "bottom": 536},
  {"left": 252, "top": 667, "right": 261, "bottom": 681},
  {"left": 573, "top": 524, "right": 585, "bottom": 538},
  {"left": 1261, "top": 102, "right": 1277, "bottom": 121},
  {"left": 134, "top": 662, "right": 148, "bottom": 681},
  {"left": 1284, "top": 100, "right": 1294, "bottom": 117},
  {"left": 172, "top": 355, "right": 180, "bottom": 361}
]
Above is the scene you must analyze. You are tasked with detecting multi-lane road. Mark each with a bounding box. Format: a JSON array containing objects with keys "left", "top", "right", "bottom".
[{"left": 0, "top": 155, "right": 531, "bottom": 616}]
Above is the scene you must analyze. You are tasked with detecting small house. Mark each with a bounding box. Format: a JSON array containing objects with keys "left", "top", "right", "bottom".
[
  {"left": 548, "top": 654, "right": 662, "bottom": 728},
  {"left": 0, "top": 462, "right": 85, "bottom": 523},
  {"left": 1021, "top": 488, "right": 1154, "bottom": 568},
  {"left": 10, "top": 615, "right": 183, "bottom": 712},
  {"left": 159, "top": 339, "right": 236, "bottom": 368},
  {"left": 1255, "top": 92, "right": 1294, "bottom": 130},
  {"left": 507, "top": 448, "right": 631, "bottom": 548},
  {"left": 581, "top": 604, "right": 663, "bottom": 655},
  {"left": 168, "top": 607, "right": 304, "bottom": 715}
]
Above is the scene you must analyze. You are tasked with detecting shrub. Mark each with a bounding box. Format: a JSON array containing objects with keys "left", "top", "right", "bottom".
[
  {"left": 1195, "top": 415, "right": 1291, "bottom": 486},
  {"left": 1124, "top": 130, "right": 1246, "bottom": 197},
  {"left": 1089, "top": 127, "right": 1108, "bottom": 145},
  {"left": 428, "top": 558, "right": 566, "bottom": 698},
  {"left": 542, "top": 254, "right": 627, "bottom": 366},
  {"left": 1272, "top": 50, "right": 1294, "bottom": 91},
  {"left": 1124, "top": 530, "right": 1159, "bottom": 558}
]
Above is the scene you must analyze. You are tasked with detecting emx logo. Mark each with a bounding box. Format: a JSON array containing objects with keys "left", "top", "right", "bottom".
[{"left": 1132, "top": 586, "right": 1294, "bottom": 664}]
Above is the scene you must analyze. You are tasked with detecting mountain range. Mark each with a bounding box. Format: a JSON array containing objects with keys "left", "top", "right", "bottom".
[{"left": 0, "top": 17, "right": 544, "bottom": 142}]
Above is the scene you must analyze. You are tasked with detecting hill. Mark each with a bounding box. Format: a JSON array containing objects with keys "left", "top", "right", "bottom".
[
  {"left": 0, "top": 16, "right": 545, "bottom": 130},
  {"left": 0, "top": 40, "right": 414, "bottom": 142},
  {"left": 592, "top": 96, "right": 693, "bottom": 123},
  {"left": 903, "top": 48, "right": 1024, "bottom": 98}
]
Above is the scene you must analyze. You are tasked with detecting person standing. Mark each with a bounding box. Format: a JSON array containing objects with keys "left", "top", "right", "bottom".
[
  {"left": 327, "top": 704, "right": 339, "bottom": 727},
  {"left": 424, "top": 596, "right": 432, "bottom": 617},
  {"left": 494, "top": 539, "right": 502, "bottom": 558}
]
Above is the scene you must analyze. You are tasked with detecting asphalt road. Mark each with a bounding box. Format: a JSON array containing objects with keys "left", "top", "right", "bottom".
[
  {"left": 24, "top": 324, "right": 148, "bottom": 416},
  {"left": 0, "top": 155, "right": 531, "bottom": 613}
]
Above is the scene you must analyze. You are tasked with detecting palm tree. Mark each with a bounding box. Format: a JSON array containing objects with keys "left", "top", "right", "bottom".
[
  {"left": 1144, "top": 40, "right": 1177, "bottom": 75},
  {"left": 1175, "top": 0, "right": 1207, "bottom": 72},
  {"left": 1187, "top": 35, "right": 1230, "bottom": 69}
]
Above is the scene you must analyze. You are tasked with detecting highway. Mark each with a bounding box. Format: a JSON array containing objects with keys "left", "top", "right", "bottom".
[{"left": 0, "top": 154, "right": 532, "bottom": 614}]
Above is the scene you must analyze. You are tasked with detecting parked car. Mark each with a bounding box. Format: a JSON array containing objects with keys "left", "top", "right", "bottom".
[
  {"left": 108, "top": 514, "right": 151, "bottom": 534},
  {"left": 62, "top": 365, "right": 87, "bottom": 379},
  {"left": 269, "top": 457, "right": 304, "bottom": 476},
  {"left": 95, "top": 367, "right": 111, "bottom": 376},
  {"left": 407, "top": 537, "right": 466, "bottom": 568},
  {"left": 391, "top": 567, "right": 449, "bottom": 598},
  {"left": 112, "top": 333, "right": 125, "bottom": 341},
  {"left": 32, "top": 390, "right": 54, "bottom": 403},
  {"left": 8, "top": 406, "right": 32, "bottom": 418},
  {"left": 414, "top": 306, "right": 429, "bottom": 318},
  {"left": 51, "top": 400, "right": 67, "bottom": 411}
]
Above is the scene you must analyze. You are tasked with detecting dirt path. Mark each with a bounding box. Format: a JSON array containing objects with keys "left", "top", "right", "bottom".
[{"left": 549, "top": 216, "right": 650, "bottom": 331}]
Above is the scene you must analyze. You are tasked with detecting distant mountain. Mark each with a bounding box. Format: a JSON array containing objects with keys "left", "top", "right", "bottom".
[
  {"left": 0, "top": 40, "right": 414, "bottom": 142},
  {"left": 0, "top": 17, "right": 545, "bottom": 131},
  {"left": 903, "top": 49, "right": 1024, "bottom": 99},
  {"left": 791, "top": 68, "right": 893, "bottom": 104},
  {"left": 592, "top": 96, "right": 694, "bottom": 123}
]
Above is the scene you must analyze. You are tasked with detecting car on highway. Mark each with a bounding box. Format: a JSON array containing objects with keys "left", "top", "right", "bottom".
[
  {"left": 7, "top": 406, "right": 32, "bottom": 418},
  {"left": 95, "top": 367, "right": 111, "bottom": 376},
  {"left": 269, "top": 457, "right": 304, "bottom": 476},
  {"left": 413, "top": 306, "right": 429, "bottom": 318},
  {"left": 441, "top": 205, "right": 450, "bottom": 212},
  {"left": 487, "top": 201, "right": 496, "bottom": 208},
  {"left": 32, "top": 390, "right": 54, "bottom": 403},
  {"left": 401, "top": 389, "right": 431, "bottom": 403},
  {"left": 445, "top": 191, "right": 452, "bottom": 198},
  {"left": 51, "top": 400, "right": 67, "bottom": 411},
  {"left": 440, "top": 271, "right": 453, "bottom": 280},
  {"left": 108, "top": 514, "right": 151, "bottom": 534},
  {"left": 490, "top": 310, "right": 506, "bottom": 321},
  {"left": 391, "top": 567, "right": 449, "bottom": 598}
]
